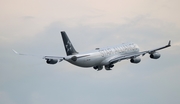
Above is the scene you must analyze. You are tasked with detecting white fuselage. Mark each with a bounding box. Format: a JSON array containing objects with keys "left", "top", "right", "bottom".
[{"left": 64, "top": 42, "right": 140, "bottom": 67}]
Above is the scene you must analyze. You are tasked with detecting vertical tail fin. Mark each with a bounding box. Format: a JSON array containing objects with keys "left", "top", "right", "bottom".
[{"left": 61, "top": 31, "right": 78, "bottom": 56}]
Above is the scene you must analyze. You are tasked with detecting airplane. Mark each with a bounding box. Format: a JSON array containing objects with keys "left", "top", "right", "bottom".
[{"left": 13, "top": 31, "right": 171, "bottom": 71}]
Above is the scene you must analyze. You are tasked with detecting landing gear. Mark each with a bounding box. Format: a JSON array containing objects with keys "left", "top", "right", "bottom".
[
  {"left": 93, "top": 66, "right": 103, "bottom": 71},
  {"left": 105, "top": 65, "right": 114, "bottom": 70},
  {"left": 93, "top": 66, "right": 98, "bottom": 69},
  {"left": 93, "top": 65, "right": 114, "bottom": 71}
]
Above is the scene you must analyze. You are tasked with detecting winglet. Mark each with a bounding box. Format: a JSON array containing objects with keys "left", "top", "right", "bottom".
[
  {"left": 168, "top": 40, "right": 171, "bottom": 46},
  {"left": 12, "top": 49, "right": 19, "bottom": 55},
  {"left": 12, "top": 49, "right": 24, "bottom": 55}
]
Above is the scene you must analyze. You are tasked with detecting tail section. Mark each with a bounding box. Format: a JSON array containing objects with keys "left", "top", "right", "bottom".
[{"left": 61, "top": 31, "right": 78, "bottom": 56}]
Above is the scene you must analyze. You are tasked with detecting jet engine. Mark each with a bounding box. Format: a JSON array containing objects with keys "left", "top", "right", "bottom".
[
  {"left": 130, "top": 57, "right": 141, "bottom": 63},
  {"left": 150, "top": 52, "right": 161, "bottom": 59},
  {"left": 46, "top": 59, "right": 58, "bottom": 64}
]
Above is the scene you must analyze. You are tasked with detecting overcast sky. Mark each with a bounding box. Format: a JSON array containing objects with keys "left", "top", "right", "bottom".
[{"left": 0, "top": 0, "right": 180, "bottom": 104}]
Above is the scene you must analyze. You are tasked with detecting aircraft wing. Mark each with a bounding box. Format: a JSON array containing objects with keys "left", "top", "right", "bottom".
[
  {"left": 109, "top": 40, "right": 171, "bottom": 65},
  {"left": 109, "top": 53, "right": 141, "bottom": 64},
  {"left": 43, "top": 56, "right": 64, "bottom": 62},
  {"left": 13, "top": 49, "right": 64, "bottom": 62},
  {"left": 140, "top": 40, "right": 171, "bottom": 56}
]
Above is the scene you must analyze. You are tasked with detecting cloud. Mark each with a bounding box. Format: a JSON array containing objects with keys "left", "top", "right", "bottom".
[{"left": 22, "top": 16, "right": 34, "bottom": 20}]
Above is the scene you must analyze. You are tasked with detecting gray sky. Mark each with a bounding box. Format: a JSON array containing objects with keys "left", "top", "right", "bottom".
[{"left": 0, "top": 0, "right": 180, "bottom": 104}]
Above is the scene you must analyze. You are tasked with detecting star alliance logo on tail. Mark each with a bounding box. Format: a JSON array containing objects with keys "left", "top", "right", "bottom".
[{"left": 65, "top": 40, "right": 72, "bottom": 52}]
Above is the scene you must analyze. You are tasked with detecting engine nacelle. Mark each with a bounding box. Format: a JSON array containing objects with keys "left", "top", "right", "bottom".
[
  {"left": 150, "top": 52, "right": 161, "bottom": 59},
  {"left": 46, "top": 59, "right": 58, "bottom": 64},
  {"left": 130, "top": 57, "right": 141, "bottom": 63}
]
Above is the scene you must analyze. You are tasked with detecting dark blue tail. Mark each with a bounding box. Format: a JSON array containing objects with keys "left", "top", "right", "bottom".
[{"left": 61, "top": 31, "right": 78, "bottom": 56}]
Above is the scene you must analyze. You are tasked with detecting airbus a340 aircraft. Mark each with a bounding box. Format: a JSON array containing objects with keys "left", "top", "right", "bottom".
[{"left": 13, "top": 31, "right": 171, "bottom": 71}]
